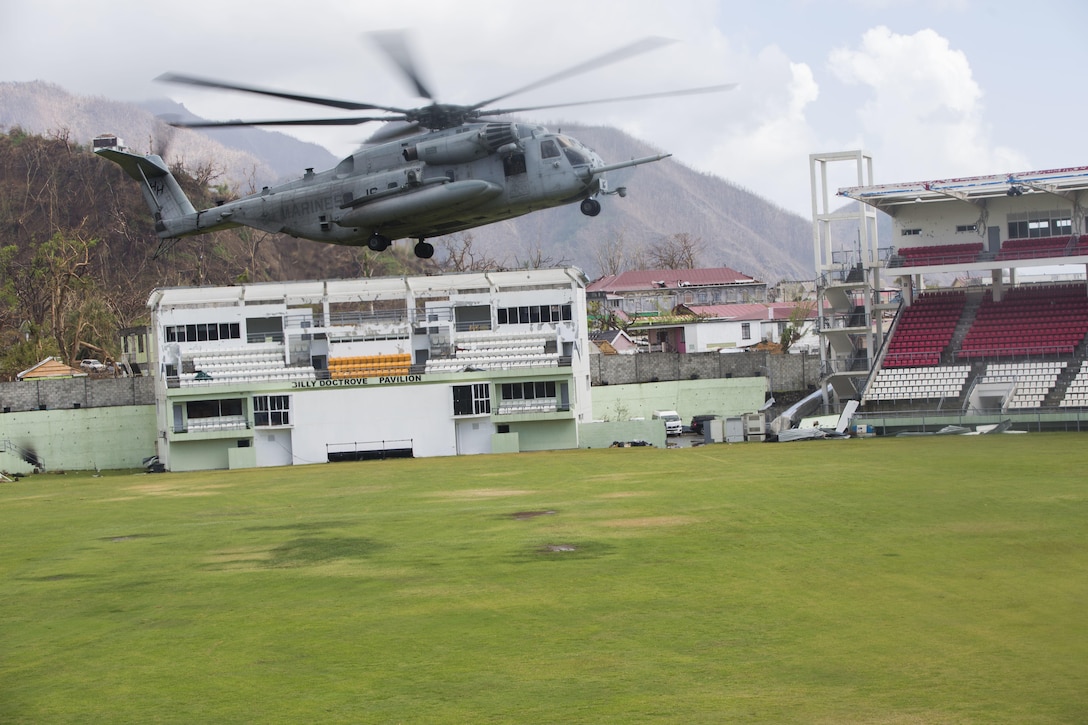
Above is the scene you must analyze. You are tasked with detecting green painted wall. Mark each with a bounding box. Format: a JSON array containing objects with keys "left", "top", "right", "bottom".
[
  {"left": 579, "top": 419, "right": 665, "bottom": 449},
  {"left": 0, "top": 406, "right": 157, "bottom": 472},
  {"left": 591, "top": 378, "right": 766, "bottom": 425},
  {"left": 168, "top": 439, "right": 251, "bottom": 472},
  {"left": 503, "top": 419, "right": 578, "bottom": 452},
  {"left": 490, "top": 432, "right": 520, "bottom": 454}
]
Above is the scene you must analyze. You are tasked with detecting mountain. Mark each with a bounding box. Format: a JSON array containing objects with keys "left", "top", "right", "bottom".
[
  {"left": 0, "top": 81, "right": 816, "bottom": 282},
  {"left": 136, "top": 98, "right": 340, "bottom": 181},
  {"left": 468, "top": 123, "right": 815, "bottom": 282}
]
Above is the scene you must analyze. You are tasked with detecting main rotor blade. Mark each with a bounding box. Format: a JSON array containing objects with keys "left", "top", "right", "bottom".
[
  {"left": 364, "top": 120, "right": 424, "bottom": 145},
  {"left": 471, "top": 36, "right": 676, "bottom": 110},
  {"left": 156, "top": 72, "right": 409, "bottom": 114},
  {"left": 483, "top": 83, "right": 738, "bottom": 116},
  {"left": 165, "top": 115, "right": 406, "bottom": 129},
  {"left": 367, "top": 30, "right": 434, "bottom": 100}
]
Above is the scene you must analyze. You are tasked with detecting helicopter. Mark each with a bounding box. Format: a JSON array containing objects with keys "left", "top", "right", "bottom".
[{"left": 96, "top": 33, "right": 734, "bottom": 259}]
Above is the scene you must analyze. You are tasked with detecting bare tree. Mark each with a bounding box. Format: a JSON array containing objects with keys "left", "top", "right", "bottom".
[
  {"left": 513, "top": 239, "right": 571, "bottom": 270},
  {"left": 437, "top": 232, "right": 506, "bottom": 271},
  {"left": 646, "top": 232, "right": 705, "bottom": 269},
  {"left": 591, "top": 228, "right": 644, "bottom": 277}
]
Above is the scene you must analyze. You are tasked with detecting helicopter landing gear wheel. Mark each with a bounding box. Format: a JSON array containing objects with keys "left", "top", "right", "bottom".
[
  {"left": 367, "top": 233, "right": 391, "bottom": 252},
  {"left": 580, "top": 198, "right": 602, "bottom": 217},
  {"left": 414, "top": 240, "right": 435, "bottom": 259}
]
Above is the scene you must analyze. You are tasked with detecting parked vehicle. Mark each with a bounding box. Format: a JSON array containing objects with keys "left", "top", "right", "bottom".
[
  {"left": 652, "top": 410, "right": 683, "bottom": 436},
  {"left": 80, "top": 359, "right": 107, "bottom": 373},
  {"left": 690, "top": 414, "right": 721, "bottom": 436}
]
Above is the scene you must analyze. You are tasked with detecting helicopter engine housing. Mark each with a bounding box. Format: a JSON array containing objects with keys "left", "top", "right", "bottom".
[{"left": 404, "top": 123, "right": 520, "bottom": 166}]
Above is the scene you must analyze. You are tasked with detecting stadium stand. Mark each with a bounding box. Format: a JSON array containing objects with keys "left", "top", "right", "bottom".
[
  {"left": 865, "top": 283, "right": 1088, "bottom": 413},
  {"left": 958, "top": 285, "right": 1088, "bottom": 360},
  {"left": 1060, "top": 365, "right": 1088, "bottom": 408},
  {"left": 180, "top": 343, "right": 316, "bottom": 387},
  {"left": 862, "top": 364, "right": 970, "bottom": 403},
  {"left": 981, "top": 361, "right": 1067, "bottom": 410},
  {"left": 996, "top": 236, "right": 1074, "bottom": 261},
  {"left": 425, "top": 331, "right": 559, "bottom": 373},
  {"left": 889, "top": 242, "right": 983, "bottom": 268},
  {"left": 882, "top": 290, "right": 966, "bottom": 367},
  {"left": 328, "top": 353, "right": 411, "bottom": 379}
]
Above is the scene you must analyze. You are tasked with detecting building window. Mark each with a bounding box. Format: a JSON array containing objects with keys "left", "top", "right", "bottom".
[
  {"left": 901, "top": 228, "right": 922, "bottom": 236},
  {"left": 1008, "top": 211, "right": 1073, "bottom": 239},
  {"left": 741, "top": 322, "right": 751, "bottom": 340},
  {"left": 955, "top": 224, "right": 977, "bottom": 233},
  {"left": 453, "top": 383, "right": 491, "bottom": 416},
  {"left": 165, "top": 321, "right": 240, "bottom": 343},
  {"left": 253, "top": 395, "right": 290, "bottom": 426},
  {"left": 497, "top": 304, "right": 571, "bottom": 325},
  {"left": 186, "top": 398, "right": 243, "bottom": 419},
  {"left": 500, "top": 381, "right": 557, "bottom": 400}
]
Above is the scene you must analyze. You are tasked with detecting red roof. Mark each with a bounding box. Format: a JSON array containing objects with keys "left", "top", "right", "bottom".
[{"left": 587, "top": 267, "right": 757, "bottom": 293}]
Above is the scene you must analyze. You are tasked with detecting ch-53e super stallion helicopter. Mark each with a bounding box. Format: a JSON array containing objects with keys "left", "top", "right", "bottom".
[{"left": 96, "top": 33, "right": 733, "bottom": 259}]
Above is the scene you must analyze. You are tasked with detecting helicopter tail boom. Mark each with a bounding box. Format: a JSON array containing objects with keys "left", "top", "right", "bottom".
[{"left": 94, "top": 147, "right": 214, "bottom": 239}]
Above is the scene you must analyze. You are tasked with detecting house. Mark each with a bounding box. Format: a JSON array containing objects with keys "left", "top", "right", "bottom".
[
  {"left": 626, "top": 301, "right": 820, "bottom": 354},
  {"left": 588, "top": 329, "right": 639, "bottom": 354},
  {"left": 587, "top": 268, "right": 767, "bottom": 321},
  {"left": 16, "top": 357, "right": 87, "bottom": 381}
]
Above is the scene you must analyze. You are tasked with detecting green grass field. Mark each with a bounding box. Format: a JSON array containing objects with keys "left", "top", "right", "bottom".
[{"left": 3, "top": 434, "right": 1086, "bottom": 723}]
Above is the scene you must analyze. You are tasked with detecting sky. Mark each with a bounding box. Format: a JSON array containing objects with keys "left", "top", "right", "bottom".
[{"left": 2, "top": 0, "right": 1085, "bottom": 218}]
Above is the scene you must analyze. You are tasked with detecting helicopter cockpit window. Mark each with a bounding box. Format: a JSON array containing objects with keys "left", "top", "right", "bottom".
[
  {"left": 540, "top": 140, "right": 560, "bottom": 159},
  {"left": 556, "top": 136, "right": 588, "bottom": 166}
]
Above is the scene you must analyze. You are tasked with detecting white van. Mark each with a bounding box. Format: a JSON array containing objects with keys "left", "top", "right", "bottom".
[{"left": 652, "top": 410, "right": 683, "bottom": 436}]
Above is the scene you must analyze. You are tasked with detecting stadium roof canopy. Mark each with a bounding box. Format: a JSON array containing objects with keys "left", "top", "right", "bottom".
[{"left": 838, "top": 166, "right": 1088, "bottom": 213}]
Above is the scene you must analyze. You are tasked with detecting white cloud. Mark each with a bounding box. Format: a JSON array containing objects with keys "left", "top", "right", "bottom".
[
  {"left": 827, "top": 26, "right": 1028, "bottom": 181},
  {"left": 690, "top": 46, "right": 822, "bottom": 213}
]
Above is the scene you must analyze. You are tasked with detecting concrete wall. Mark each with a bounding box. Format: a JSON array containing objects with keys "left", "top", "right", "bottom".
[
  {"left": 0, "top": 405, "right": 157, "bottom": 473},
  {"left": 590, "top": 377, "right": 766, "bottom": 427},
  {"left": 0, "top": 376, "right": 155, "bottom": 413},
  {"left": 502, "top": 418, "right": 578, "bottom": 452},
  {"left": 579, "top": 419, "right": 665, "bottom": 449},
  {"left": 589, "top": 350, "right": 819, "bottom": 393}
]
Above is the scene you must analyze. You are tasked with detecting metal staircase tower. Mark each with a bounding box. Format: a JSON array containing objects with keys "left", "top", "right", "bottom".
[{"left": 810, "top": 150, "right": 888, "bottom": 412}]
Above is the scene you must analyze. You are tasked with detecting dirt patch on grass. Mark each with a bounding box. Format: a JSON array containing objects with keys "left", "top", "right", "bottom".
[
  {"left": 121, "top": 482, "right": 231, "bottom": 498},
  {"left": 600, "top": 515, "right": 701, "bottom": 528},
  {"left": 430, "top": 488, "right": 535, "bottom": 499},
  {"left": 584, "top": 472, "right": 640, "bottom": 483},
  {"left": 204, "top": 546, "right": 275, "bottom": 571},
  {"left": 511, "top": 510, "right": 556, "bottom": 519}
]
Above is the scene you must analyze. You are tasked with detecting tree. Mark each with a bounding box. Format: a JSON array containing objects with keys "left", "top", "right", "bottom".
[
  {"left": 778, "top": 301, "right": 816, "bottom": 353},
  {"left": 0, "top": 231, "right": 112, "bottom": 370},
  {"left": 646, "top": 232, "right": 704, "bottom": 270},
  {"left": 513, "top": 239, "right": 571, "bottom": 270},
  {"left": 437, "top": 232, "right": 506, "bottom": 272},
  {"left": 591, "top": 228, "right": 636, "bottom": 277}
]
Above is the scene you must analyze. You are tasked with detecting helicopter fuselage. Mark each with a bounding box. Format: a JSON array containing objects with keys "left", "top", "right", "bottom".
[{"left": 183, "top": 123, "right": 644, "bottom": 246}]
